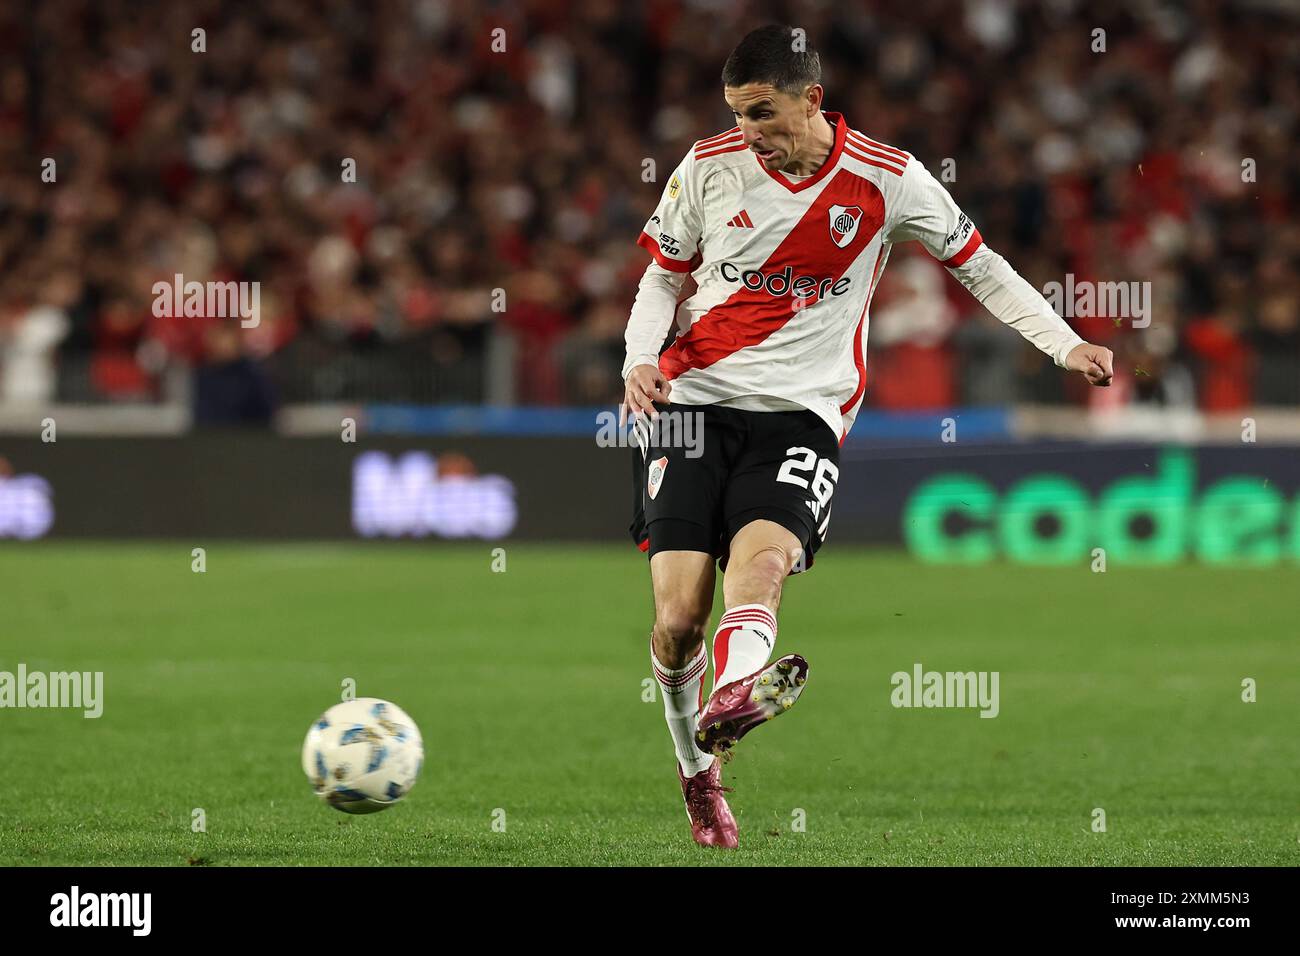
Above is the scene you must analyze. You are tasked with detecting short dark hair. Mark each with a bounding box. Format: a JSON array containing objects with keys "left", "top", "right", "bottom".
[{"left": 721, "top": 24, "right": 822, "bottom": 96}]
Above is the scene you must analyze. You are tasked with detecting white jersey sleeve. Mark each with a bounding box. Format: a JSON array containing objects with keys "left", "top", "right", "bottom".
[
  {"left": 887, "top": 158, "right": 1084, "bottom": 368},
  {"left": 886, "top": 159, "right": 983, "bottom": 266},
  {"left": 636, "top": 153, "right": 705, "bottom": 274},
  {"left": 623, "top": 150, "right": 705, "bottom": 379},
  {"left": 622, "top": 263, "right": 688, "bottom": 380},
  {"left": 948, "top": 247, "right": 1085, "bottom": 368}
]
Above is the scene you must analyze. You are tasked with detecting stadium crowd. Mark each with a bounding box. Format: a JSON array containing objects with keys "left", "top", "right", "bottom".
[{"left": 0, "top": 0, "right": 1296, "bottom": 424}]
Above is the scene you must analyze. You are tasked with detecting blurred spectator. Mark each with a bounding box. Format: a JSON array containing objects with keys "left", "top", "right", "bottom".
[
  {"left": 557, "top": 296, "right": 627, "bottom": 405},
  {"left": 0, "top": 270, "right": 75, "bottom": 403},
  {"left": 193, "top": 322, "right": 276, "bottom": 426},
  {"left": 1251, "top": 292, "right": 1300, "bottom": 406},
  {"left": 866, "top": 253, "right": 957, "bottom": 410}
]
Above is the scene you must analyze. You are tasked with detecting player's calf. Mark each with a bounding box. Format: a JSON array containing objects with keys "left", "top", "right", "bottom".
[
  {"left": 648, "top": 568, "right": 716, "bottom": 778},
  {"left": 651, "top": 633, "right": 713, "bottom": 778}
]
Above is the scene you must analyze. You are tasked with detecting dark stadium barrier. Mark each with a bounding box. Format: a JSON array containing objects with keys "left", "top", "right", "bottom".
[{"left": 1, "top": 436, "right": 1298, "bottom": 565}]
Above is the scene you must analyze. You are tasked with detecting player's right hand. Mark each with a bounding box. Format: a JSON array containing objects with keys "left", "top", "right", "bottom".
[{"left": 621, "top": 363, "right": 672, "bottom": 426}]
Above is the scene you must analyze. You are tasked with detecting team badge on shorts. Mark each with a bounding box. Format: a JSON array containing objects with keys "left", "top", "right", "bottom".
[
  {"left": 828, "top": 204, "right": 863, "bottom": 248},
  {"left": 647, "top": 456, "right": 669, "bottom": 499}
]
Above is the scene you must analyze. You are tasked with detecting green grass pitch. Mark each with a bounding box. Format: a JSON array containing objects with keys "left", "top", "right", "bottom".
[{"left": 1, "top": 542, "right": 1295, "bottom": 866}]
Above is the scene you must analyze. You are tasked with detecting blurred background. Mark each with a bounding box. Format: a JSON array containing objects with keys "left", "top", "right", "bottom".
[
  {"left": 0, "top": 0, "right": 1298, "bottom": 556},
  {"left": 1, "top": 0, "right": 1297, "bottom": 422}
]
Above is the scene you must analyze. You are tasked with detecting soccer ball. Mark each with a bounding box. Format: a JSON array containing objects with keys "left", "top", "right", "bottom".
[{"left": 302, "top": 697, "right": 424, "bottom": 814}]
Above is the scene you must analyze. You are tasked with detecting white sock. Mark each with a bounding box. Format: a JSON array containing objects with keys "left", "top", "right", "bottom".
[
  {"left": 711, "top": 603, "right": 778, "bottom": 692},
  {"left": 650, "top": 638, "right": 713, "bottom": 777}
]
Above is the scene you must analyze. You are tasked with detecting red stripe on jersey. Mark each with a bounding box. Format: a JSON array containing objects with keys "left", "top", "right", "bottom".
[
  {"left": 740, "top": 209, "right": 754, "bottom": 228},
  {"left": 696, "top": 127, "right": 741, "bottom": 148},
  {"left": 844, "top": 145, "right": 905, "bottom": 176},
  {"left": 941, "top": 228, "right": 984, "bottom": 268},
  {"left": 839, "top": 247, "right": 888, "bottom": 437},
  {"left": 695, "top": 143, "right": 748, "bottom": 160},
  {"left": 637, "top": 230, "right": 696, "bottom": 273},
  {"left": 658, "top": 169, "right": 886, "bottom": 380},
  {"left": 839, "top": 311, "right": 868, "bottom": 434},
  {"left": 695, "top": 135, "right": 743, "bottom": 154},
  {"left": 845, "top": 136, "right": 909, "bottom": 170},
  {"left": 848, "top": 132, "right": 907, "bottom": 160}
]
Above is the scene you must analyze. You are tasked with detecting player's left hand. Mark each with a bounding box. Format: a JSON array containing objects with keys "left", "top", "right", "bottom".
[{"left": 1065, "top": 342, "right": 1114, "bottom": 386}]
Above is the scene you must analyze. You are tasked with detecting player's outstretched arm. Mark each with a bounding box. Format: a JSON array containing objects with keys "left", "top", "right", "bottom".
[
  {"left": 948, "top": 245, "right": 1114, "bottom": 388},
  {"left": 888, "top": 159, "right": 1113, "bottom": 388}
]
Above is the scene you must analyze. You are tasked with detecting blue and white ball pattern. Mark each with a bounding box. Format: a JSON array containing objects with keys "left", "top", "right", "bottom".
[{"left": 302, "top": 698, "right": 424, "bottom": 814}]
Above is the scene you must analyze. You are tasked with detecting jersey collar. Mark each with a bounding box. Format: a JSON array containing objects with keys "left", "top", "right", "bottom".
[{"left": 757, "top": 110, "right": 847, "bottom": 194}]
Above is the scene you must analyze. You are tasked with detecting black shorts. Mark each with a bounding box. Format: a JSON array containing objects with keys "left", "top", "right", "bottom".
[{"left": 628, "top": 402, "right": 841, "bottom": 574}]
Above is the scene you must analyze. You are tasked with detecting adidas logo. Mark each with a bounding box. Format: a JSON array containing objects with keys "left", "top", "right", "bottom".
[{"left": 726, "top": 210, "right": 754, "bottom": 228}]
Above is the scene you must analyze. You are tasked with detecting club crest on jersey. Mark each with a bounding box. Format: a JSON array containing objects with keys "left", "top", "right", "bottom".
[
  {"left": 647, "top": 456, "right": 669, "bottom": 500},
  {"left": 828, "top": 204, "right": 864, "bottom": 248}
]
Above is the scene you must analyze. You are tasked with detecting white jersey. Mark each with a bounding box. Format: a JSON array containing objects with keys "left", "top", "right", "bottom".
[{"left": 635, "top": 110, "right": 986, "bottom": 442}]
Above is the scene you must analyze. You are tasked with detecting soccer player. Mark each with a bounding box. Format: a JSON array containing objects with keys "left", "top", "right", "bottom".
[{"left": 623, "top": 24, "right": 1114, "bottom": 849}]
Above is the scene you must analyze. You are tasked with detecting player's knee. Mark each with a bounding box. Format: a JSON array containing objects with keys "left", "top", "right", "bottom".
[{"left": 653, "top": 605, "right": 708, "bottom": 655}]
